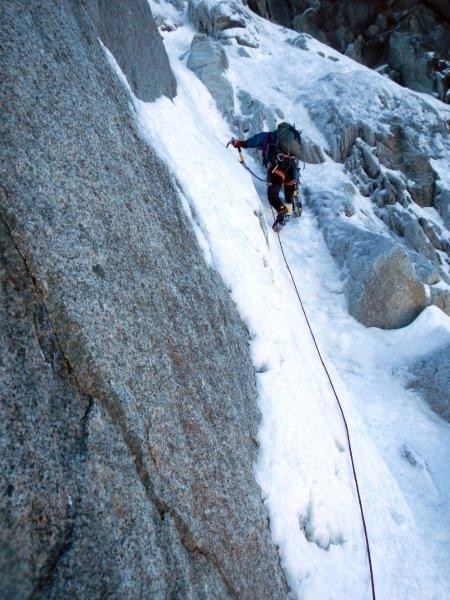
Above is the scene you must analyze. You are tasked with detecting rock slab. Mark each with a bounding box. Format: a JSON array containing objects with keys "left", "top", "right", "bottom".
[
  {"left": 409, "top": 344, "right": 450, "bottom": 422},
  {"left": 0, "top": 1, "right": 288, "bottom": 597}
]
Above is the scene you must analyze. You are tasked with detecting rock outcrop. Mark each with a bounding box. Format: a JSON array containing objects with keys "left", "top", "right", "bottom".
[
  {"left": 187, "top": 33, "right": 235, "bottom": 117},
  {"left": 342, "top": 235, "right": 428, "bottom": 329},
  {"left": 85, "top": 0, "right": 177, "bottom": 102},
  {"left": 0, "top": 1, "right": 288, "bottom": 597},
  {"left": 298, "top": 72, "right": 450, "bottom": 313},
  {"left": 248, "top": 0, "right": 450, "bottom": 103},
  {"left": 434, "top": 186, "right": 450, "bottom": 229},
  {"left": 189, "top": 0, "right": 260, "bottom": 47},
  {"left": 408, "top": 344, "right": 450, "bottom": 421},
  {"left": 304, "top": 185, "right": 428, "bottom": 328}
]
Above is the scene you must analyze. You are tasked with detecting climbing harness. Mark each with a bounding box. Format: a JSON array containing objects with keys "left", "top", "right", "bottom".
[
  {"left": 270, "top": 202, "right": 377, "bottom": 600},
  {"left": 228, "top": 142, "right": 302, "bottom": 228},
  {"left": 228, "top": 140, "right": 376, "bottom": 599}
]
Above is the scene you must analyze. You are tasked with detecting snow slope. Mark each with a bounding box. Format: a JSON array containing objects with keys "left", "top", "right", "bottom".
[{"left": 105, "top": 2, "right": 450, "bottom": 597}]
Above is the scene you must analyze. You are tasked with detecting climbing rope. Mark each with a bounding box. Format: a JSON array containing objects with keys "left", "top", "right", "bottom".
[
  {"left": 239, "top": 155, "right": 267, "bottom": 182},
  {"left": 270, "top": 204, "right": 377, "bottom": 600},
  {"left": 228, "top": 143, "right": 376, "bottom": 598},
  {"left": 226, "top": 142, "right": 267, "bottom": 182}
]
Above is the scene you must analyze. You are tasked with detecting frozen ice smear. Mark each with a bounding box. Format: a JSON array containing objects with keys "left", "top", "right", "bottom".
[{"left": 106, "top": 3, "right": 450, "bottom": 598}]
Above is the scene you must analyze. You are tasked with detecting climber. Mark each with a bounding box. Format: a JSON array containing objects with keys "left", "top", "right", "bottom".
[{"left": 230, "top": 122, "right": 303, "bottom": 230}]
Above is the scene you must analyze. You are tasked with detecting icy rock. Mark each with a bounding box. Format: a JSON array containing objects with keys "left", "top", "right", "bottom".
[
  {"left": 323, "top": 223, "right": 427, "bottom": 329},
  {"left": 258, "top": 0, "right": 450, "bottom": 102},
  {"left": 373, "top": 176, "right": 397, "bottom": 207},
  {"left": 187, "top": 34, "right": 234, "bottom": 118},
  {"left": 376, "top": 207, "right": 443, "bottom": 282},
  {"left": 325, "top": 118, "right": 361, "bottom": 162},
  {"left": 408, "top": 345, "right": 450, "bottom": 422},
  {"left": 378, "top": 122, "right": 440, "bottom": 209},
  {"left": 266, "top": 0, "right": 290, "bottom": 27},
  {"left": 189, "top": 0, "right": 245, "bottom": 33},
  {"left": 375, "top": 64, "right": 391, "bottom": 77},
  {"left": 304, "top": 180, "right": 427, "bottom": 329},
  {"left": 300, "top": 83, "right": 448, "bottom": 296},
  {"left": 305, "top": 76, "right": 446, "bottom": 212},
  {"left": 385, "top": 171, "right": 410, "bottom": 206},
  {"left": 401, "top": 212, "right": 441, "bottom": 264},
  {"left": 387, "top": 4, "right": 450, "bottom": 102},
  {"left": 410, "top": 254, "right": 441, "bottom": 286},
  {"left": 419, "top": 217, "right": 449, "bottom": 254},
  {"left": 239, "top": 89, "right": 263, "bottom": 115},
  {"left": 219, "top": 26, "right": 260, "bottom": 48},
  {"left": 187, "top": 33, "right": 229, "bottom": 71},
  {"left": 434, "top": 187, "right": 450, "bottom": 230},
  {"left": 188, "top": 0, "right": 258, "bottom": 46},
  {"left": 188, "top": 0, "right": 257, "bottom": 46},
  {"left": 300, "top": 135, "right": 325, "bottom": 164},
  {"left": 404, "top": 155, "right": 437, "bottom": 208},
  {"left": 376, "top": 206, "right": 402, "bottom": 234},
  {"left": 431, "top": 290, "right": 450, "bottom": 317},
  {"left": 286, "top": 33, "right": 310, "bottom": 50},
  {"left": 293, "top": 8, "right": 328, "bottom": 44},
  {"left": 389, "top": 31, "right": 432, "bottom": 96},
  {"left": 235, "top": 90, "right": 282, "bottom": 142},
  {"left": 346, "top": 141, "right": 410, "bottom": 208},
  {"left": 0, "top": 2, "right": 288, "bottom": 597},
  {"left": 345, "top": 35, "right": 365, "bottom": 63},
  {"left": 346, "top": 245, "right": 427, "bottom": 329},
  {"left": 89, "top": 0, "right": 177, "bottom": 101},
  {"left": 357, "top": 139, "right": 380, "bottom": 178},
  {"left": 304, "top": 185, "right": 356, "bottom": 220}
]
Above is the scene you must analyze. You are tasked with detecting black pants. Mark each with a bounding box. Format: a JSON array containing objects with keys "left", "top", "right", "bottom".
[{"left": 267, "top": 158, "right": 297, "bottom": 213}]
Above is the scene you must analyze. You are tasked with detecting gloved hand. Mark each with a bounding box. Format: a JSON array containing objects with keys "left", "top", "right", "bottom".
[{"left": 230, "top": 138, "right": 244, "bottom": 149}]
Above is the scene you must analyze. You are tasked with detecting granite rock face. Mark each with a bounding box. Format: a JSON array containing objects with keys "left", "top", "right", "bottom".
[
  {"left": 330, "top": 226, "right": 427, "bottom": 329},
  {"left": 304, "top": 185, "right": 428, "bottom": 329},
  {"left": 434, "top": 186, "right": 450, "bottom": 229},
  {"left": 0, "top": 1, "right": 288, "bottom": 597},
  {"left": 299, "top": 74, "right": 450, "bottom": 310},
  {"left": 343, "top": 237, "right": 428, "bottom": 329},
  {"left": 248, "top": 0, "right": 450, "bottom": 102},
  {"left": 187, "top": 33, "right": 235, "bottom": 118},
  {"left": 85, "top": 0, "right": 177, "bottom": 101},
  {"left": 431, "top": 290, "right": 450, "bottom": 316},
  {"left": 189, "top": 0, "right": 260, "bottom": 47},
  {"left": 408, "top": 344, "right": 450, "bottom": 422}
]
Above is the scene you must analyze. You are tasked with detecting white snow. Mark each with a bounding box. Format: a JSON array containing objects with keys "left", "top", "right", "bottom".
[{"left": 104, "top": 3, "right": 450, "bottom": 598}]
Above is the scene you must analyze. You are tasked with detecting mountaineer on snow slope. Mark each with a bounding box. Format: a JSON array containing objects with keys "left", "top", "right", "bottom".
[{"left": 230, "top": 121, "right": 303, "bottom": 231}]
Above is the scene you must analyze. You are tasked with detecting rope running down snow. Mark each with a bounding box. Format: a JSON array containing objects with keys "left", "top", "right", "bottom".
[
  {"left": 229, "top": 144, "right": 375, "bottom": 599},
  {"left": 270, "top": 202, "right": 377, "bottom": 600}
]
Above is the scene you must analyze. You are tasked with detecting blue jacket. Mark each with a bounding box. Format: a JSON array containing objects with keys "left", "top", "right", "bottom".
[
  {"left": 242, "top": 131, "right": 278, "bottom": 166},
  {"left": 242, "top": 130, "right": 299, "bottom": 185}
]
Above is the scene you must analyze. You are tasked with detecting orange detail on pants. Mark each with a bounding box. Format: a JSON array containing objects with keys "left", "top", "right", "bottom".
[{"left": 271, "top": 168, "right": 285, "bottom": 180}]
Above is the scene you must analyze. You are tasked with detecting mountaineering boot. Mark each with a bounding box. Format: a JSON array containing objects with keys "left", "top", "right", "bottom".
[{"left": 272, "top": 205, "right": 290, "bottom": 232}]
